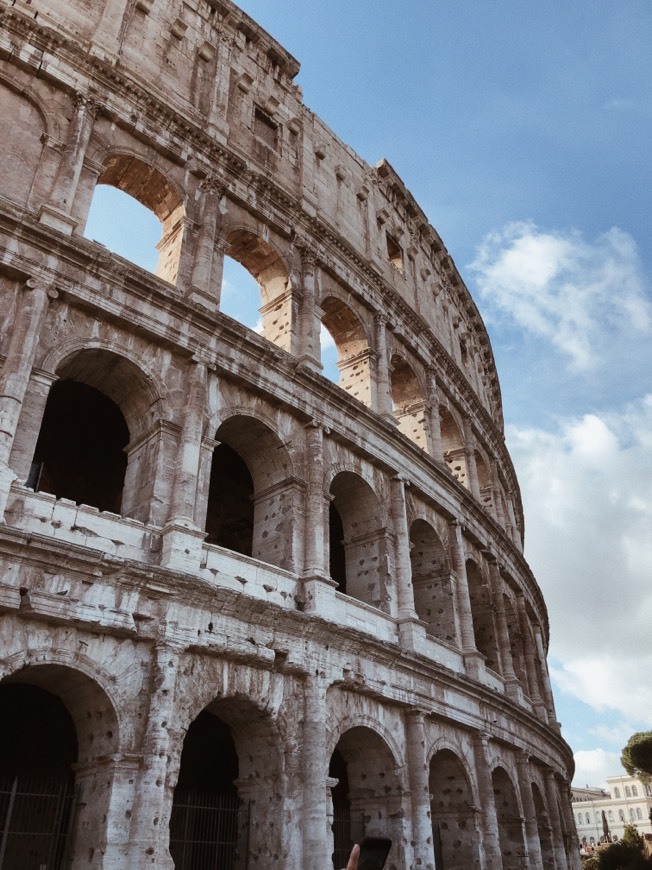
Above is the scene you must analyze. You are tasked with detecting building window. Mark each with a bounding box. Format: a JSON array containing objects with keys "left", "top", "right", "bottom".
[
  {"left": 636, "top": 808, "right": 643, "bottom": 820},
  {"left": 253, "top": 107, "right": 278, "bottom": 149},
  {"left": 619, "top": 810, "right": 625, "bottom": 822},
  {"left": 386, "top": 232, "right": 403, "bottom": 272},
  {"left": 585, "top": 813, "right": 590, "bottom": 824},
  {"left": 625, "top": 786, "right": 632, "bottom": 797},
  {"left": 608, "top": 811, "right": 614, "bottom": 822},
  {"left": 614, "top": 787, "right": 621, "bottom": 798},
  {"left": 577, "top": 813, "right": 582, "bottom": 825},
  {"left": 632, "top": 785, "right": 638, "bottom": 797}
]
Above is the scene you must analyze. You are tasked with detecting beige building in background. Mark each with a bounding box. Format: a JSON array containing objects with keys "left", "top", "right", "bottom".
[
  {"left": 0, "top": 0, "right": 581, "bottom": 867},
  {"left": 573, "top": 775, "right": 652, "bottom": 847}
]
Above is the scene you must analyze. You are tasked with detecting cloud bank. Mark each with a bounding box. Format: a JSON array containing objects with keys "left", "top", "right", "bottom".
[{"left": 471, "top": 222, "right": 652, "bottom": 785}]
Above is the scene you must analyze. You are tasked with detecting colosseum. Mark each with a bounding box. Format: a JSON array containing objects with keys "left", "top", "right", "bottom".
[{"left": 0, "top": 1, "right": 581, "bottom": 868}]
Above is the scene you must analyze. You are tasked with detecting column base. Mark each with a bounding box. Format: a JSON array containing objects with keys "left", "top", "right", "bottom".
[
  {"left": 298, "top": 573, "right": 338, "bottom": 613},
  {"left": 0, "top": 463, "right": 17, "bottom": 521},
  {"left": 397, "top": 617, "right": 427, "bottom": 652},
  {"left": 463, "top": 650, "right": 485, "bottom": 681},
  {"left": 185, "top": 285, "right": 218, "bottom": 310},
  {"left": 37, "top": 204, "right": 78, "bottom": 236},
  {"left": 160, "top": 520, "right": 206, "bottom": 572}
]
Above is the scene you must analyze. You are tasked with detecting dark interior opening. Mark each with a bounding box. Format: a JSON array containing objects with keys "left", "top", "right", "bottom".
[
  {"left": 29, "top": 380, "right": 129, "bottom": 513},
  {"left": 170, "top": 711, "right": 240, "bottom": 870},
  {"left": 0, "top": 684, "right": 77, "bottom": 870},
  {"left": 329, "top": 503, "right": 346, "bottom": 593},
  {"left": 204, "top": 443, "right": 254, "bottom": 555},
  {"left": 0, "top": 684, "right": 78, "bottom": 778},
  {"left": 329, "top": 749, "right": 352, "bottom": 869}
]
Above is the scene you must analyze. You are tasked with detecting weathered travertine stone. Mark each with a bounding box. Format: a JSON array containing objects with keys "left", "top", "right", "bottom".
[{"left": 0, "top": 0, "right": 580, "bottom": 867}]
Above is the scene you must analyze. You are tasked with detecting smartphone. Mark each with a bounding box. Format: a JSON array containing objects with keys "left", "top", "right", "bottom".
[{"left": 357, "top": 836, "right": 392, "bottom": 870}]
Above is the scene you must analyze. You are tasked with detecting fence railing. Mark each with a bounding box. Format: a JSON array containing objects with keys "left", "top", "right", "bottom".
[{"left": 0, "top": 775, "right": 75, "bottom": 870}]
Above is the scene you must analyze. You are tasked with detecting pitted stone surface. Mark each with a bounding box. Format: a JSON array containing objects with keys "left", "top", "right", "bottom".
[{"left": 0, "top": 1, "right": 580, "bottom": 867}]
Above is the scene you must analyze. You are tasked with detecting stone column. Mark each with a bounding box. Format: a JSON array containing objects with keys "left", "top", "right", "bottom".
[
  {"left": 485, "top": 554, "right": 518, "bottom": 689},
  {"left": 373, "top": 313, "right": 393, "bottom": 418},
  {"left": 533, "top": 623, "right": 558, "bottom": 725},
  {"left": 0, "top": 280, "right": 56, "bottom": 515},
  {"left": 187, "top": 179, "right": 225, "bottom": 308},
  {"left": 516, "top": 752, "right": 544, "bottom": 869},
  {"left": 462, "top": 419, "right": 480, "bottom": 499},
  {"left": 296, "top": 244, "right": 322, "bottom": 371},
  {"left": 490, "top": 459, "right": 505, "bottom": 525},
  {"left": 301, "top": 422, "right": 335, "bottom": 612},
  {"left": 302, "top": 674, "right": 330, "bottom": 870},
  {"left": 405, "top": 710, "right": 435, "bottom": 869},
  {"left": 160, "top": 359, "right": 208, "bottom": 571},
  {"left": 425, "top": 367, "right": 444, "bottom": 462},
  {"left": 39, "top": 94, "right": 99, "bottom": 235},
  {"left": 390, "top": 476, "right": 418, "bottom": 621},
  {"left": 471, "top": 733, "right": 503, "bottom": 869},
  {"left": 544, "top": 770, "right": 572, "bottom": 870},
  {"left": 517, "top": 594, "right": 546, "bottom": 718},
  {"left": 448, "top": 521, "right": 482, "bottom": 677},
  {"left": 127, "top": 641, "right": 182, "bottom": 869}
]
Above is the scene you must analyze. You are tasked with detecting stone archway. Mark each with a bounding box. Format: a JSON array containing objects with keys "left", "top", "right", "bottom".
[
  {"left": 329, "top": 471, "right": 390, "bottom": 612},
  {"left": 409, "top": 519, "right": 456, "bottom": 643},
  {"left": 205, "top": 414, "right": 297, "bottom": 570},
  {"left": 29, "top": 347, "right": 161, "bottom": 522},
  {"left": 321, "top": 296, "right": 372, "bottom": 406},
  {"left": 429, "top": 748, "right": 481, "bottom": 870},
  {"left": 492, "top": 766, "right": 526, "bottom": 870},
  {"left": 171, "top": 695, "right": 284, "bottom": 870},
  {"left": 328, "top": 726, "right": 403, "bottom": 870},
  {"left": 0, "top": 664, "right": 121, "bottom": 869}
]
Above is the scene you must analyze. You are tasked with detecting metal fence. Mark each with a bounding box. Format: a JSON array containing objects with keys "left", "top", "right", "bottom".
[
  {"left": 169, "top": 791, "right": 248, "bottom": 870},
  {"left": 0, "top": 775, "right": 75, "bottom": 870}
]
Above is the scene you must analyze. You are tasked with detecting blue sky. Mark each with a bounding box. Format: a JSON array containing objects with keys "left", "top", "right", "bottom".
[{"left": 86, "top": 1, "right": 652, "bottom": 786}]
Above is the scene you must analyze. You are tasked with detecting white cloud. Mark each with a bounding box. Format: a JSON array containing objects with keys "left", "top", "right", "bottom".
[
  {"left": 573, "top": 749, "right": 624, "bottom": 789},
  {"left": 507, "top": 396, "right": 652, "bottom": 718},
  {"left": 470, "top": 222, "right": 651, "bottom": 371}
]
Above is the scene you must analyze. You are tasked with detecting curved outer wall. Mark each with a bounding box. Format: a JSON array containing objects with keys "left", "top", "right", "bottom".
[{"left": 0, "top": 0, "right": 580, "bottom": 868}]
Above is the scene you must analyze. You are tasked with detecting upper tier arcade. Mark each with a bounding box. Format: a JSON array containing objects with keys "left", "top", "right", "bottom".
[{"left": 0, "top": 3, "right": 580, "bottom": 866}]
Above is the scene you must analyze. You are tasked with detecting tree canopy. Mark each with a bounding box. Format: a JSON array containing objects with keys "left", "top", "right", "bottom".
[{"left": 621, "top": 731, "right": 652, "bottom": 784}]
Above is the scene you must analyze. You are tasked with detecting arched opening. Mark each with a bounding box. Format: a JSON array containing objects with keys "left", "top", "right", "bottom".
[
  {"left": 321, "top": 297, "right": 372, "bottom": 406},
  {"left": 223, "top": 230, "right": 293, "bottom": 353},
  {"left": 329, "top": 726, "right": 402, "bottom": 869},
  {"left": 220, "top": 256, "right": 264, "bottom": 334},
  {"left": 409, "top": 520, "right": 456, "bottom": 644},
  {"left": 0, "top": 82, "right": 44, "bottom": 208},
  {"left": 466, "top": 560, "right": 500, "bottom": 672},
  {"left": 205, "top": 444, "right": 254, "bottom": 556},
  {"left": 0, "top": 665, "right": 119, "bottom": 868},
  {"left": 504, "top": 595, "right": 528, "bottom": 687},
  {"left": 85, "top": 155, "right": 184, "bottom": 284},
  {"left": 0, "top": 684, "right": 77, "bottom": 869},
  {"left": 440, "top": 408, "right": 467, "bottom": 486},
  {"left": 28, "top": 349, "right": 159, "bottom": 522},
  {"left": 170, "top": 711, "right": 240, "bottom": 870},
  {"left": 29, "top": 381, "right": 129, "bottom": 513},
  {"left": 492, "top": 766, "right": 525, "bottom": 870},
  {"left": 475, "top": 450, "right": 494, "bottom": 513},
  {"left": 390, "top": 355, "right": 427, "bottom": 450},
  {"left": 172, "top": 696, "right": 282, "bottom": 869},
  {"left": 205, "top": 416, "right": 296, "bottom": 570},
  {"left": 329, "top": 502, "right": 347, "bottom": 593},
  {"left": 429, "top": 749, "right": 481, "bottom": 869},
  {"left": 329, "top": 472, "right": 389, "bottom": 612},
  {"left": 532, "top": 782, "right": 555, "bottom": 868}
]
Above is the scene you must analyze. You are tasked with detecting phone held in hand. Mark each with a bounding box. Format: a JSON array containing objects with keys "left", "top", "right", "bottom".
[{"left": 357, "top": 836, "right": 392, "bottom": 870}]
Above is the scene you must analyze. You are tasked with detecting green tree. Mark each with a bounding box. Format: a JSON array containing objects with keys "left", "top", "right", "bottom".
[
  {"left": 595, "top": 825, "right": 652, "bottom": 870},
  {"left": 621, "top": 731, "right": 652, "bottom": 787}
]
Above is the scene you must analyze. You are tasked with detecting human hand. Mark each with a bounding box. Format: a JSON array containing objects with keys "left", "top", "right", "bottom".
[{"left": 341, "top": 844, "right": 359, "bottom": 870}]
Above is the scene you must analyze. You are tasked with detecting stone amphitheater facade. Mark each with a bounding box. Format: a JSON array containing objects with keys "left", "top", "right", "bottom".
[{"left": 0, "top": 1, "right": 581, "bottom": 868}]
